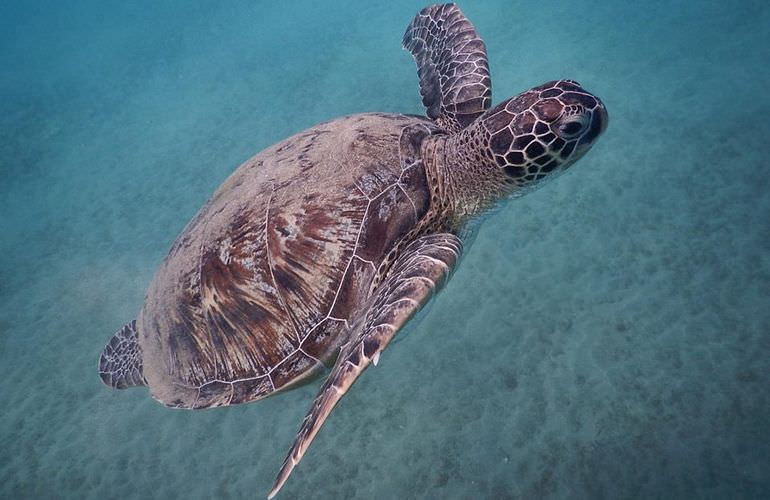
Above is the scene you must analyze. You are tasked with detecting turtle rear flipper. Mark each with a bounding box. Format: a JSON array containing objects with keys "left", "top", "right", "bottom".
[{"left": 98, "top": 320, "right": 147, "bottom": 389}]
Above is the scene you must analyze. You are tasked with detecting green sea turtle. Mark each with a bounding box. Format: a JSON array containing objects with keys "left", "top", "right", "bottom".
[{"left": 98, "top": 3, "right": 607, "bottom": 496}]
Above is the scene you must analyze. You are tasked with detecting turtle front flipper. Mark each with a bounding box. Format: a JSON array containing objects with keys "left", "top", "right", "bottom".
[
  {"left": 267, "top": 233, "right": 462, "bottom": 498},
  {"left": 98, "top": 320, "right": 147, "bottom": 389},
  {"left": 403, "top": 3, "right": 491, "bottom": 132}
]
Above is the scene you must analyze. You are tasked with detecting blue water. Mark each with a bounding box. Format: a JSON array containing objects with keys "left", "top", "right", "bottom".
[{"left": 1, "top": 1, "right": 768, "bottom": 498}]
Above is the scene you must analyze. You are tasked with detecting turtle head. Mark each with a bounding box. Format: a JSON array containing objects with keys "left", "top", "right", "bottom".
[{"left": 478, "top": 80, "right": 608, "bottom": 193}]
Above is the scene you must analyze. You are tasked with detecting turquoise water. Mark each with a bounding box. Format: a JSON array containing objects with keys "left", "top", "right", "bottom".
[{"left": 2, "top": 0, "right": 769, "bottom": 498}]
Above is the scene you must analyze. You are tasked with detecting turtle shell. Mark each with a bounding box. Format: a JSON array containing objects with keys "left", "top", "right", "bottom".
[{"left": 138, "top": 113, "right": 438, "bottom": 408}]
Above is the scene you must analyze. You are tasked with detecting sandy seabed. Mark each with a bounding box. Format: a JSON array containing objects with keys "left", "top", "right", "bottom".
[{"left": 1, "top": 1, "right": 768, "bottom": 498}]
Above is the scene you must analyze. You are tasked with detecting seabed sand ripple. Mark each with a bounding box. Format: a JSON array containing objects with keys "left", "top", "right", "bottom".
[{"left": 1, "top": 1, "right": 768, "bottom": 498}]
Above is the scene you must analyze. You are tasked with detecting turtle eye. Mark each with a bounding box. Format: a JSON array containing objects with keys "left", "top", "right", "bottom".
[{"left": 558, "top": 115, "right": 588, "bottom": 138}]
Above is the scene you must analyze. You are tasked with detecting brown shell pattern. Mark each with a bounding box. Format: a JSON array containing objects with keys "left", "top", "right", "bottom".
[{"left": 138, "top": 113, "right": 437, "bottom": 408}]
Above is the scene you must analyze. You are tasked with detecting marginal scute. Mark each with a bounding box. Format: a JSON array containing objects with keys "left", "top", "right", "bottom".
[
  {"left": 231, "top": 376, "right": 273, "bottom": 405},
  {"left": 194, "top": 381, "right": 232, "bottom": 409},
  {"left": 301, "top": 318, "right": 347, "bottom": 364},
  {"left": 272, "top": 350, "right": 321, "bottom": 389}
]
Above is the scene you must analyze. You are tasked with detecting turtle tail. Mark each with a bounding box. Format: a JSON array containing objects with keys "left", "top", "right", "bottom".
[{"left": 98, "top": 320, "right": 147, "bottom": 389}]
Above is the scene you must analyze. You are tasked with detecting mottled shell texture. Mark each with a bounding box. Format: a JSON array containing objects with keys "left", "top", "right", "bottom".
[{"left": 139, "top": 113, "right": 437, "bottom": 408}]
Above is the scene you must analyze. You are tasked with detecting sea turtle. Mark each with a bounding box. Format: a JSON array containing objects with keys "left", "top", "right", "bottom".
[{"left": 98, "top": 3, "right": 607, "bottom": 497}]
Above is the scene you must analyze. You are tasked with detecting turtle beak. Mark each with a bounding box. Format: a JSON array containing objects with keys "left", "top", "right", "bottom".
[
  {"left": 597, "top": 100, "right": 608, "bottom": 136},
  {"left": 578, "top": 99, "right": 608, "bottom": 148}
]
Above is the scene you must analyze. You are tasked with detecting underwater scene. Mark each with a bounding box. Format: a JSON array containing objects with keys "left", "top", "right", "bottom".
[{"left": 1, "top": 0, "right": 768, "bottom": 498}]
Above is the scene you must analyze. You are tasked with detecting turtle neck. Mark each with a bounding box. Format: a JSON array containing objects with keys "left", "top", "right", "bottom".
[{"left": 422, "top": 126, "right": 512, "bottom": 231}]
